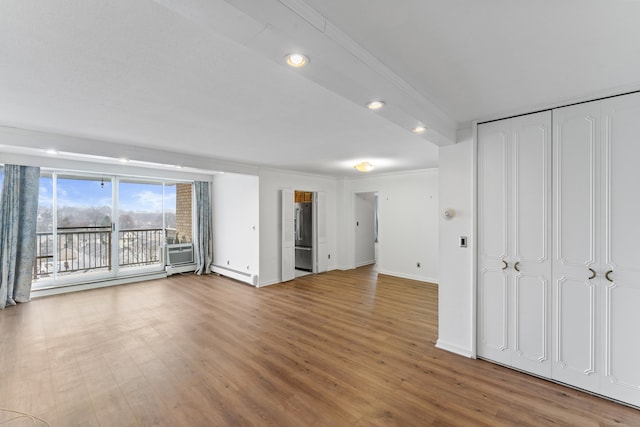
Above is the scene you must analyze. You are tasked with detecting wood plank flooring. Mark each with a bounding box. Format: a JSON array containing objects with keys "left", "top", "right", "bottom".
[{"left": 1, "top": 266, "right": 639, "bottom": 426}]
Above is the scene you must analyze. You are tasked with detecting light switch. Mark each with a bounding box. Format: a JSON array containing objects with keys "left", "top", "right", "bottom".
[{"left": 459, "top": 236, "right": 467, "bottom": 247}]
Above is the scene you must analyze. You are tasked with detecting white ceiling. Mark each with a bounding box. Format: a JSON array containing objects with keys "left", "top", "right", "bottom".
[{"left": 1, "top": 0, "right": 640, "bottom": 177}]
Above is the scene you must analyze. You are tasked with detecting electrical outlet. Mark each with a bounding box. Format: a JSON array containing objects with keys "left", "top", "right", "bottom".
[{"left": 416, "top": 262, "right": 421, "bottom": 268}]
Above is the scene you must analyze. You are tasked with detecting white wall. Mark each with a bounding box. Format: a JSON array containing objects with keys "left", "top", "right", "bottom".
[
  {"left": 436, "top": 131, "right": 475, "bottom": 357},
  {"left": 211, "top": 173, "right": 260, "bottom": 285},
  {"left": 342, "top": 170, "right": 439, "bottom": 283},
  {"left": 354, "top": 192, "right": 376, "bottom": 267},
  {"left": 258, "top": 169, "right": 338, "bottom": 286}
]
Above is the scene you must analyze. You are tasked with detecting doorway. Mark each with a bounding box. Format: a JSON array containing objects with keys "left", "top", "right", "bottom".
[
  {"left": 281, "top": 189, "right": 328, "bottom": 282},
  {"left": 294, "top": 191, "right": 313, "bottom": 277},
  {"left": 354, "top": 191, "right": 378, "bottom": 268}
]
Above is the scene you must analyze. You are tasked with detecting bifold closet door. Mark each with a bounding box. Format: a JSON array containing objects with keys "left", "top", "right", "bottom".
[
  {"left": 552, "top": 100, "right": 602, "bottom": 393},
  {"left": 478, "top": 111, "right": 552, "bottom": 377},
  {"left": 553, "top": 92, "right": 640, "bottom": 407},
  {"left": 598, "top": 93, "right": 640, "bottom": 406},
  {"left": 478, "top": 118, "right": 511, "bottom": 366}
]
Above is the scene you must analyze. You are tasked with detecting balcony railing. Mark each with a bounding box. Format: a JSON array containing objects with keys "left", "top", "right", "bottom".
[{"left": 34, "top": 226, "right": 164, "bottom": 280}]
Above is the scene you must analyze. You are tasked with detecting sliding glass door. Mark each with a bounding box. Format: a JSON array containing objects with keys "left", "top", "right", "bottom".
[
  {"left": 117, "top": 179, "right": 165, "bottom": 272},
  {"left": 33, "top": 171, "right": 193, "bottom": 288},
  {"left": 56, "top": 174, "right": 113, "bottom": 278}
]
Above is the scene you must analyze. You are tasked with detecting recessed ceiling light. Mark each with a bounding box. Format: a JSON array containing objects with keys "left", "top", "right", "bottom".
[
  {"left": 367, "top": 100, "right": 385, "bottom": 110},
  {"left": 174, "top": 165, "right": 183, "bottom": 169},
  {"left": 119, "top": 158, "right": 129, "bottom": 163},
  {"left": 354, "top": 161, "right": 375, "bottom": 172},
  {"left": 285, "top": 53, "right": 309, "bottom": 68},
  {"left": 412, "top": 125, "right": 427, "bottom": 134},
  {"left": 45, "top": 149, "right": 58, "bottom": 155}
]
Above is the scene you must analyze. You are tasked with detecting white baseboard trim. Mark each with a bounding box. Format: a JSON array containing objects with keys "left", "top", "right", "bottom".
[
  {"left": 257, "top": 279, "right": 281, "bottom": 287},
  {"left": 435, "top": 339, "right": 475, "bottom": 358},
  {"left": 376, "top": 269, "right": 438, "bottom": 284},
  {"left": 31, "top": 272, "right": 168, "bottom": 298},
  {"left": 211, "top": 264, "right": 257, "bottom": 286},
  {"left": 355, "top": 260, "right": 376, "bottom": 268}
]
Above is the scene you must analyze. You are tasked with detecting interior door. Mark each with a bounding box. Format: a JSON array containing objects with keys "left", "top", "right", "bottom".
[
  {"left": 599, "top": 93, "right": 640, "bottom": 406},
  {"left": 281, "top": 189, "right": 295, "bottom": 282},
  {"left": 552, "top": 101, "right": 601, "bottom": 393},
  {"left": 477, "top": 118, "right": 511, "bottom": 365},
  {"left": 477, "top": 111, "right": 551, "bottom": 376},
  {"left": 509, "top": 111, "right": 552, "bottom": 377}
]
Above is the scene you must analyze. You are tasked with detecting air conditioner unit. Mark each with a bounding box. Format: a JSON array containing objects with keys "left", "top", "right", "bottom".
[{"left": 166, "top": 243, "right": 194, "bottom": 266}]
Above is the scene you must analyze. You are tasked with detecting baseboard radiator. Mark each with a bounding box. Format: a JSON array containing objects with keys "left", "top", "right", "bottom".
[{"left": 211, "top": 264, "right": 257, "bottom": 286}]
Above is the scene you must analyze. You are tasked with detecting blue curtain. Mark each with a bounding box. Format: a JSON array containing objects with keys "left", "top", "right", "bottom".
[
  {"left": 0, "top": 164, "right": 40, "bottom": 309},
  {"left": 194, "top": 181, "right": 213, "bottom": 275}
]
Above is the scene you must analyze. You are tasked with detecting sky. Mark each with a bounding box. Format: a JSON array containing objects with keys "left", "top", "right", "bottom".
[{"left": 38, "top": 177, "right": 177, "bottom": 213}]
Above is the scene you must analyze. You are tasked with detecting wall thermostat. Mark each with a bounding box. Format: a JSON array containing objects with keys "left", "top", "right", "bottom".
[{"left": 443, "top": 208, "right": 455, "bottom": 220}]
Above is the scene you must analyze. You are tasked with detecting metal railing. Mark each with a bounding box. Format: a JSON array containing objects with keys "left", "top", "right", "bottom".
[
  {"left": 118, "top": 228, "right": 163, "bottom": 267},
  {"left": 33, "top": 226, "right": 164, "bottom": 280}
]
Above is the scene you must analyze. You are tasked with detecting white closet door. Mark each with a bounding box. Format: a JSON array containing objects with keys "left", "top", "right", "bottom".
[
  {"left": 510, "top": 111, "right": 552, "bottom": 377},
  {"left": 477, "top": 119, "right": 511, "bottom": 365},
  {"left": 281, "top": 189, "right": 295, "bottom": 282},
  {"left": 552, "top": 101, "right": 601, "bottom": 393},
  {"left": 599, "top": 93, "right": 640, "bottom": 406},
  {"left": 478, "top": 111, "right": 551, "bottom": 376}
]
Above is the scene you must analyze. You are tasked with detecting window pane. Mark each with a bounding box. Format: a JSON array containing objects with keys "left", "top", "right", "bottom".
[
  {"left": 56, "top": 175, "right": 113, "bottom": 275},
  {"left": 118, "top": 180, "right": 164, "bottom": 268},
  {"left": 57, "top": 175, "right": 113, "bottom": 227}
]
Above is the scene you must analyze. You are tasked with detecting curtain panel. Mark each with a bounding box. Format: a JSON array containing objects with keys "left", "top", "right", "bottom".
[
  {"left": 0, "top": 164, "right": 40, "bottom": 309},
  {"left": 194, "top": 181, "right": 213, "bottom": 275}
]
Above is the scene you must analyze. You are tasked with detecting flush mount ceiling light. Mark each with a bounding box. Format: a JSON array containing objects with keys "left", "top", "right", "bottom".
[
  {"left": 285, "top": 53, "right": 309, "bottom": 68},
  {"left": 354, "top": 161, "right": 376, "bottom": 172},
  {"left": 412, "top": 125, "right": 427, "bottom": 134},
  {"left": 367, "top": 100, "right": 385, "bottom": 110}
]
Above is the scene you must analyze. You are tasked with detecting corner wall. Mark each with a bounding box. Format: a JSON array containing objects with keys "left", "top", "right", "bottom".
[
  {"left": 341, "top": 170, "right": 439, "bottom": 283},
  {"left": 436, "top": 131, "right": 475, "bottom": 357}
]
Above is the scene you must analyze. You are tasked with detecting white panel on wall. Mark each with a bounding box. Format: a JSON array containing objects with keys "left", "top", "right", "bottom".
[
  {"left": 437, "top": 135, "right": 474, "bottom": 357},
  {"left": 315, "top": 190, "right": 328, "bottom": 273},
  {"left": 211, "top": 173, "right": 260, "bottom": 285}
]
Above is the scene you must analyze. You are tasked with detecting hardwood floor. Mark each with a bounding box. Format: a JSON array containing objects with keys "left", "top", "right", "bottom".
[{"left": 1, "top": 266, "right": 639, "bottom": 426}]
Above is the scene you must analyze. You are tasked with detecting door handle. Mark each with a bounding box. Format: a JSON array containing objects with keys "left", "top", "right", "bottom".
[
  {"left": 502, "top": 260, "right": 508, "bottom": 270},
  {"left": 588, "top": 268, "right": 596, "bottom": 280},
  {"left": 605, "top": 270, "right": 613, "bottom": 282},
  {"left": 514, "top": 261, "right": 520, "bottom": 272}
]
